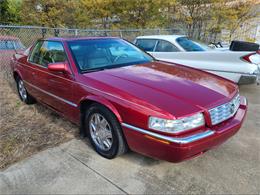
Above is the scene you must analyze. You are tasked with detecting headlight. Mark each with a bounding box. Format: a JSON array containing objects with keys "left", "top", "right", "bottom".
[{"left": 148, "top": 113, "right": 205, "bottom": 133}]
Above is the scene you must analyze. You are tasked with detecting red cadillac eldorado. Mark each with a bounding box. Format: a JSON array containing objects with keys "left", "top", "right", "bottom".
[{"left": 11, "top": 37, "right": 247, "bottom": 162}]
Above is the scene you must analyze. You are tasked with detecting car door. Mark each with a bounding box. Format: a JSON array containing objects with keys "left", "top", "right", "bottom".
[
  {"left": 151, "top": 40, "right": 180, "bottom": 59},
  {"left": 135, "top": 39, "right": 158, "bottom": 53},
  {"left": 27, "top": 40, "right": 77, "bottom": 118},
  {"left": 20, "top": 41, "right": 44, "bottom": 97},
  {"left": 154, "top": 40, "right": 180, "bottom": 53}
]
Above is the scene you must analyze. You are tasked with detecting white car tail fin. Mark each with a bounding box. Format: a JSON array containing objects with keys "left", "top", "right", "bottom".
[{"left": 242, "top": 50, "right": 260, "bottom": 65}]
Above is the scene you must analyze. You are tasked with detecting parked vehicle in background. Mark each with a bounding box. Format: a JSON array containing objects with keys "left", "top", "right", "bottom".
[
  {"left": 207, "top": 41, "right": 260, "bottom": 52},
  {"left": 0, "top": 36, "right": 25, "bottom": 74},
  {"left": 134, "top": 35, "right": 260, "bottom": 84},
  {"left": 0, "top": 36, "right": 25, "bottom": 53},
  {"left": 229, "top": 40, "right": 260, "bottom": 52},
  {"left": 11, "top": 37, "right": 247, "bottom": 162}
]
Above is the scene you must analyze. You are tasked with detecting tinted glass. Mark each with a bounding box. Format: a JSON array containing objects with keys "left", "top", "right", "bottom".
[
  {"left": 155, "top": 40, "right": 179, "bottom": 52},
  {"left": 135, "top": 39, "right": 157, "bottom": 52},
  {"left": 176, "top": 37, "right": 205, "bottom": 51},
  {"left": 194, "top": 41, "right": 213, "bottom": 50},
  {"left": 68, "top": 39, "right": 153, "bottom": 72},
  {"left": 29, "top": 41, "right": 67, "bottom": 67},
  {"left": 29, "top": 41, "right": 44, "bottom": 64},
  {"left": 0, "top": 40, "right": 25, "bottom": 50}
]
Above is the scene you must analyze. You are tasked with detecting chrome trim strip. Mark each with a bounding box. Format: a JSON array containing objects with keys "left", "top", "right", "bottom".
[
  {"left": 202, "top": 68, "right": 257, "bottom": 75},
  {"left": 24, "top": 81, "right": 78, "bottom": 107},
  {"left": 243, "top": 96, "right": 248, "bottom": 106},
  {"left": 121, "top": 123, "right": 215, "bottom": 144}
]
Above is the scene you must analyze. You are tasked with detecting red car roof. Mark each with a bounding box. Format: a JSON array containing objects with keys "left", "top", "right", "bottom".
[{"left": 0, "top": 36, "right": 20, "bottom": 40}]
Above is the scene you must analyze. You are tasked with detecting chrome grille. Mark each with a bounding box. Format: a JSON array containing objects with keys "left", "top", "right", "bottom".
[{"left": 209, "top": 94, "right": 240, "bottom": 125}]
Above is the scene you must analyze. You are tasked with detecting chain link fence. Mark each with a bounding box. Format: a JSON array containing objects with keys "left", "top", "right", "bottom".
[{"left": 0, "top": 25, "right": 184, "bottom": 82}]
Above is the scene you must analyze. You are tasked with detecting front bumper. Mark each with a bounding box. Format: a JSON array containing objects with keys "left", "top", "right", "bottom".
[{"left": 122, "top": 96, "right": 247, "bottom": 162}]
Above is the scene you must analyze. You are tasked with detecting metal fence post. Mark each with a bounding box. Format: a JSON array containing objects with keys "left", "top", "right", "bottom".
[
  {"left": 54, "top": 29, "right": 60, "bottom": 37},
  {"left": 41, "top": 28, "right": 47, "bottom": 38},
  {"left": 74, "top": 29, "right": 78, "bottom": 36}
]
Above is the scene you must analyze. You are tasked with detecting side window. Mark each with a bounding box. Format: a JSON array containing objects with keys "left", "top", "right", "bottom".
[
  {"left": 29, "top": 41, "right": 67, "bottom": 67},
  {"left": 135, "top": 39, "right": 157, "bottom": 52},
  {"left": 46, "top": 41, "right": 67, "bottom": 64},
  {"left": 155, "top": 40, "right": 179, "bottom": 52},
  {"left": 29, "top": 41, "right": 43, "bottom": 64},
  {"left": 176, "top": 37, "right": 205, "bottom": 51}
]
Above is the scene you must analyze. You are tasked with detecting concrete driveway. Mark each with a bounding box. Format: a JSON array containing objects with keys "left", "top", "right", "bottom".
[{"left": 0, "top": 85, "right": 259, "bottom": 194}]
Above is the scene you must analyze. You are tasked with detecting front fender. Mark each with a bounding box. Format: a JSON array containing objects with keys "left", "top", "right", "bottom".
[
  {"left": 79, "top": 95, "right": 123, "bottom": 123},
  {"left": 13, "top": 68, "right": 23, "bottom": 81}
]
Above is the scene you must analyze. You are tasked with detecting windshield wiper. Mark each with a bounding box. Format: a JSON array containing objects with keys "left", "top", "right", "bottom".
[
  {"left": 81, "top": 67, "right": 107, "bottom": 73},
  {"left": 81, "top": 64, "right": 127, "bottom": 73},
  {"left": 81, "top": 60, "right": 153, "bottom": 73}
]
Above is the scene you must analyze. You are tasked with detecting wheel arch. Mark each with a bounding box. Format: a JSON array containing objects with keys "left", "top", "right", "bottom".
[
  {"left": 79, "top": 95, "right": 123, "bottom": 123},
  {"left": 78, "top": 95, "right": 123, "bottom": 137},
  {"left": 13, "top": 70, "right": 22, "bottom": 81}
]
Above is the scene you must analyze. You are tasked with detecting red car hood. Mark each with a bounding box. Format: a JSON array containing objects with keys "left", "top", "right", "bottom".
[{"left": 83, "top": 61, "right": 238, "bottom": 118}]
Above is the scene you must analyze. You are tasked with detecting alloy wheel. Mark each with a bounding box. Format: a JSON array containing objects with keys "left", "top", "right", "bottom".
[
  {"left": 89, "top": 113, "right": 113, "bottom": 151},
  {"left": 18, "top": 80, "right": 27, "bottom": 101}
]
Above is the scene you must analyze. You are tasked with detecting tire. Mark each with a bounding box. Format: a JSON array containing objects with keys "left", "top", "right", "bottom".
[
  {"left": 16, "top": 76, "right": 35, "bottom": 104},
  {"left": 84, "top": 103, "right": 127, "bottom": 159}
]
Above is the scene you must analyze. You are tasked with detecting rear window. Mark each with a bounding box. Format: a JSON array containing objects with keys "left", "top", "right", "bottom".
[
  {"left": 135, "top": 39, "right": 157, "bottom": 52},
  {"left": 176, "top": 37, "right": 205, "bottom": 52}
]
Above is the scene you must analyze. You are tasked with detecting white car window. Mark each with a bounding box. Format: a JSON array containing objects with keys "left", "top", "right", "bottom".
[
  {"left": 135, "top": 39, "right": 157, "bottom": 52},
  {"left": 155, "top": 40, "right": 179, "bottom": 52},
  {"left": 176, "top": 37, "right": 205, "bottom": 51}
]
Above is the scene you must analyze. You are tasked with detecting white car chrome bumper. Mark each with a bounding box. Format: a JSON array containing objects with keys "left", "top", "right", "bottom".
[
  {"left": 238, "top": 66, "right": 260, "bottom": 85},
  {"left": 238, "top": 74, "right": 258, "bottom": 85}
]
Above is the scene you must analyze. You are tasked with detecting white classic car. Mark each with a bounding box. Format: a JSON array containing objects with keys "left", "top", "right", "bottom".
[{"left": 134, "top": 35, "right": 260, "bottom": 84}]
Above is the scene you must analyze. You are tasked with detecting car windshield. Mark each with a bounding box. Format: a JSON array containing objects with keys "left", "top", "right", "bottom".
[
  {"left": 68, "top": 38, "right": 154, "bottom": 72},
  {"left": 0, "top": 40, "right": 25, "bottom": 50},
  {"left": 176, "top": 37, "right": 205, "bottom": 52}
]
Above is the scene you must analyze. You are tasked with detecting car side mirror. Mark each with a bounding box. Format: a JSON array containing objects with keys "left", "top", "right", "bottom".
[{"left": 48, "top": 62, "right": 67, "bottom": 73}]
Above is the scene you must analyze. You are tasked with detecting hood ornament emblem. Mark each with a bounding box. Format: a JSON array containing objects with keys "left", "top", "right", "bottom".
[{"left": 230, "top": 103, "right": 235, "bottom": 114}]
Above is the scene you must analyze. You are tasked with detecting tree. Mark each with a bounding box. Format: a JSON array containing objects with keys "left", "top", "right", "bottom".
[
  {"left": 0, "top": 0, "right": 21, "bottom": 24},
  {"left": 115, "top": 0, "right": 170, "bottom": 28},
  {"left": 224, "top": 0, "right": 258, "bottom": 41},
  {"left": 175, "top": 0, "right": 213, "bottom": 40},
  {"left": 206, "top": 0, "right": 230, "bottom": 42},
  {"left": 79, "top": 0, "right": 117, "bottom": 29},
  {"left": 1, "top": 0, "right": 258, "bottom": 45},
  {"left": 20, "top": 0, "right": 82, "bottom": 28},
  {"left": 0, "top": 0, "right": 11, "bottom": 24},
  {"left": 75, "top": 0, "right": 173, "bottom": 29}
]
